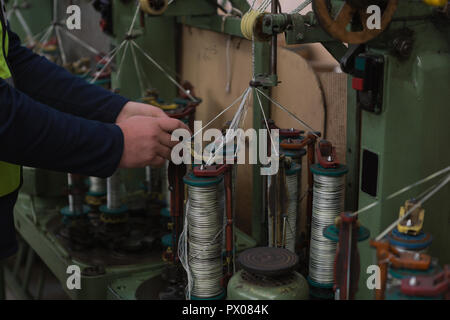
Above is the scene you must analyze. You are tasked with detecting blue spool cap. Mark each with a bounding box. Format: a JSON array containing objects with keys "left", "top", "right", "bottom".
[
  {"left": 285, "top": 163, "right": 302, "bottom": 175},
  {"left": 387, "top": 228, "right": 433, "bottom": 251},
  {"left": 183, "top": 172, "right": 223, "bottom": 187},
  {"left": 60, "top": 205, "right": 90, "bottom": 217},
  {"left": 99, "top": 204, "right": 128, "bottom": 215},
  {"left": 162, "top": 234, "right": 173, "bottom": 247},
  {"left": 191, "top": 290, "right": 226, "bottom": 301},
  {"left": 310, "top": 163, "right": 349, "bottom": 177}
]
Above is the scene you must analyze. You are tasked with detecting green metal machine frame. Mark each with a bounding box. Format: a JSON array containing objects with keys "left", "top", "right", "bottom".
[{"left": 3, "top": 0, "right": 449, "bottom": 301}]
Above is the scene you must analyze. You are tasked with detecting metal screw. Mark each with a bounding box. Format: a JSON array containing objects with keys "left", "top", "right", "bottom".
[{"left": 393, "top": 38, "right": 413, "bottom": 59}]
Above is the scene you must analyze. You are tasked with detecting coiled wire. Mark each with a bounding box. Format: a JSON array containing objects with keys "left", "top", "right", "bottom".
[
  {"left": 309, "top": 173, "right": 345, "bottom": 285},
  {"left": 162, "top": 161, "right": 170, "bottom": 206},
  {"left": 107, "top": 171, "right": 122, "bottom": 210},
  {"left": 186, "top": 183, "right": 224, "bottom": 298},
  {"left": 89, "top": 177, "right": 106, "bottom": 195},
  {"left": 285, "top": 172, "right": 299, "bottom": 253}
]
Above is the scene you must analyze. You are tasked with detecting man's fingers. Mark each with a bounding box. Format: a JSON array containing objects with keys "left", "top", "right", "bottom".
[
  {"left": 151, "top": 156, "right": 166, "bottom": 168},
  {"left": 157, "top": 144, "right": 172, "bottom": 160},
  {"left": 150, "top": 106, "right": 169, "bottom": 118},
  {"left": 157, "top": 117, "right": 190, "bottom": 134},
  {"left": 159, "top": 132, "right": 180, "bottom": 149}
]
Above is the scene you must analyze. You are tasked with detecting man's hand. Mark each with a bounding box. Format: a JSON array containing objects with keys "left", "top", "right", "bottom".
[
  {"left": 116, "top": 101, "right": 167, "bottom": 123},
  {"left": 117, "top": 116, "right": 190, "bottom": 168}
]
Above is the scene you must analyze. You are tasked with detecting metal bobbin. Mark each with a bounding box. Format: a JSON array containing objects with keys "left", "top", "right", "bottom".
[
  {"left": 100, "top": 170, "right": 128, "bottom": 224},
  {"left": 60, "top": 174, "right": 90, "bottom": 220},
  {"left": 285, "top": 163, "right": 301, "bottom": 253},
  {"left": 308, "top": 163, "right": 348, "bottom": 287},
  {"left": 88, "top": 177, "right": 106, "bottom": 196},
  {"left": 145, "top": 166, "right": 152, "bottom": 194},
  {"left": 85, "top": 177, "right": 106, "bottom": 207},
  {"left": 183, "top": 173, "right": 225, "bottom": 299},
  {"left": 204, "top": 141, "right": 238, "bottom": 252}
]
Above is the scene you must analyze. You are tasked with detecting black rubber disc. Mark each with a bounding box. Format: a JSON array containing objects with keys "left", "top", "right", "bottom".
[{"left": 238, "top": 247, "right": 299, "bottom": 276}]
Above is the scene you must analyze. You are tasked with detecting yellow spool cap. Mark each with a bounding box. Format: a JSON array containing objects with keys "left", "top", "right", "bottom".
[
  {"left": 423, "top": 0, "right": 448, "bottom": 6},
  {"left": 139, "top": 0, "right": 169, "bottom": 15}
]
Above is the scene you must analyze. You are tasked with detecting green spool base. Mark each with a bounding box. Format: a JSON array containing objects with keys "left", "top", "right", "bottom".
[
  {"left": 99, "top": 204, "right": 128, "bottom": 215},
  {"left": 60, "top": 205, "right": 90, "bottom": 217},
  {"left": 307, "top": 276, "right": 334, "bottom": 289},
  {"left": 87, "top": 191, "right": 106, "bottom": 197},
  {"left": 323, "top": 224, "right": 371, "bottom": 242},
  {"left": 310, "top": 164, "right": 349, "bottom": 177},
  {"left": 183, "top": 172, "right": 223, "bottom": 187}
]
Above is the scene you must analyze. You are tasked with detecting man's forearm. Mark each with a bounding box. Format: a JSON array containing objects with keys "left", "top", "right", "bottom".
[
  {"left": 6, "top": 27, "right": 129, "bottom": 124},
  {"left": 0, "top": 80, "right": 123, "bottom": 178}
]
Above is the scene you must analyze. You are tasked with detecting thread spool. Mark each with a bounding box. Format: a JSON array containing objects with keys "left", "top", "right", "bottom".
[
  {"left": 267, "top": 162, "right": 301, "bottom": 252},
  {"left": 183, "top": 173, "right": 225, "bottom": 299},
  {"left": 139, "top": 0, "right": 168, "bottom": 15},
  {"left": 285, "top": 163, "right": 301, "bottom": 253},
  {"left": 240, "top": 10, "right": 270, "bottom": 41},
  {"left": 308, "top": 164, "right": 348, "bottom": 288},
  {"left": 88, "top": 177, "right": 106, "bottom": 196},
  {"left": 60, "top": 174, "right": 89, "bottom": 220},
  {"left": 204, "top": 140, "right": 237, "bottom": 239},
  {"left": 85, "top": 177, "right": 106, "bottom": 210},
  {"left": 100, "top": 170, "right": 128, "bottom": 224}
]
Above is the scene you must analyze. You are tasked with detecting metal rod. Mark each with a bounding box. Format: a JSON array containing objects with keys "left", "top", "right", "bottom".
[
  {"left": 271, "top": 0, "right": 278, "bottom": 76},
  {"left": 224, "top": 167, "right": 234, "bottom": 283}
]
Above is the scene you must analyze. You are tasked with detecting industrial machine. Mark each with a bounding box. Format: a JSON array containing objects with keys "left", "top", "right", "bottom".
[{"left": 2, "top": 0, "right": 449, "bottom": 301}]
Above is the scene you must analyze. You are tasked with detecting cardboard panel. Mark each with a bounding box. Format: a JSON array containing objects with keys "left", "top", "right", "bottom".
[{"left": 181, "top": 26, "right": 347, "bottom": 236}]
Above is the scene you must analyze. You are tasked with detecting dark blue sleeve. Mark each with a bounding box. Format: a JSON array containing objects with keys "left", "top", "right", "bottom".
[
  {"left": 6, "top": 27, "right": 129, "bottom": 123},
  {"left": 0, "top": 80, "right": 124, "bottom": 177}
]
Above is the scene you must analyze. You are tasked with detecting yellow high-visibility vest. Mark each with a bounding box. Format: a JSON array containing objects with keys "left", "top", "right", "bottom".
[{"left": 0, "top": 1, "right": 20, "bottom": 197}]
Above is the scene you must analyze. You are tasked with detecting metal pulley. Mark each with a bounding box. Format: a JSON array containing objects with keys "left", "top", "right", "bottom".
[
  {"left": 312, "top": 0, "right": 399, "bottom": 44},
  {"left": 240, "top": 9, "right": 272, "bottom": 41}
]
